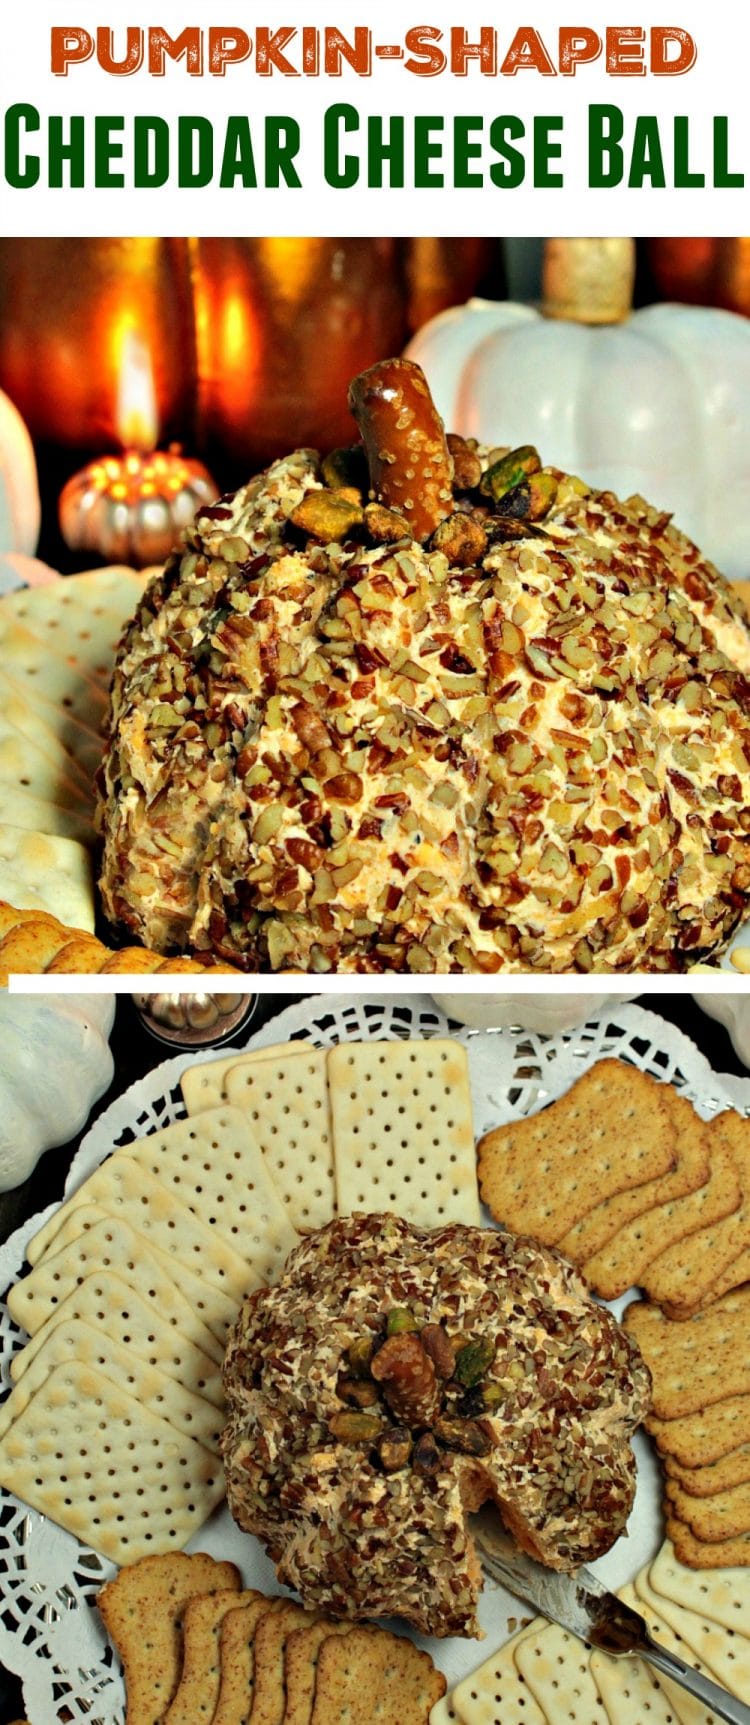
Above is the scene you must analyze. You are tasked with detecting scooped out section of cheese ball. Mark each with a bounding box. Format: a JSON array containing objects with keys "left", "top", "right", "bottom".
[
  {"left": 97, "top": 359, "right": 750, "bottom": 973},
  {"left": 221, "top": 1213, "right": 651, "bottom": 1638}
]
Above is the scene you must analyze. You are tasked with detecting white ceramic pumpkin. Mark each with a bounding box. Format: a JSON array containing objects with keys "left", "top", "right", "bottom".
[
  {"left": 0, "top": 994, "right": 115, "bottom": 1190},
  {"left": 406, "top": 250, "right": 750, "bottom": 583},
  {"left": 431, "top": 993, "right": 637, "bottom": 1034},
  {"left": 693, "top": 992, "right": 750, "bottom": 1069},
  {"left": 0, "top": 388, "right": 41, "bottom": 555}
]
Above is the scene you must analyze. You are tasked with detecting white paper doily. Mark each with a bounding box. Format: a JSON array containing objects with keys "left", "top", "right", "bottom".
[{"left": 1, "top": 997, "right": 748, "bottom": 1724}]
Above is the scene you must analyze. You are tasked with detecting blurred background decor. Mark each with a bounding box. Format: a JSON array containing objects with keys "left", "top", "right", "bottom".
[{"left": 0, "top": 235, "right": 749, "bottom": 579}]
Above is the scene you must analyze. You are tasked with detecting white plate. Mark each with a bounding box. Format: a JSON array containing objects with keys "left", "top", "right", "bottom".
[{"left": 1, "top": 995, "right": 748, "bottom": 1724}]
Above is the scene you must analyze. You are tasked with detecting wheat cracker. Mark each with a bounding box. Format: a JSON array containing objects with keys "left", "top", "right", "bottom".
[
  {"left": 309, "top": 1624, "right": 445, "bottom": 1725},
  {"left": 0, "top": 1316, "right": 222, "bottom": 1451},
  {"left": 685, "top": 1244, "right": 750, "bottom": 1313},
  {"left": 647, "top": 1397, "right": 750, "bottom": 1469},
  {"left": 448, "top": 1620, "right": 547, "bottom": 1725},
  {"left": 212, "top": 1597, "right": 289, "bottom": 1725},
  {"left": 281, "top": 1619, "right": 357, "bottom": 1725},
  {"left": 181, "top": 1043, "right": 304, "bottom": 1115},
  {"left": 642, "top": 1113, "right": 750, "bottom": 1313},
  {"left": 665, "top": 1478, "right": 750, "bottom": 1544},
  {"left": 0, "top": 1361, "right": 225, "bottom": 1566},
  {"left": 98, "top": 1551, "right": 239, "bottom": 1725},
  {"left": 666, "top": 1517, "right": 750, "bottom": 1570},
  {"left": 558, "top": 1090, "right": 709, "bottom": 1266},
  {"left": 650, "top": 1540, "right": 750, "bottom": 1637},
  {"left": 329, "top": 1039, "right": 480, "bottom": 1228},
  {"left": 582, "top": 1138, "right": 740, "bottom": 1302},
  {"left": 622, "top": 1289, "right": 750, "bottom": 1419},
  {"left": 250, "top": 1600, "right": 318, "bottom": 1725},
  {"left": 664, "top": 1445, "right": 750, "bottom": 1499},
  {"left": 477, "top": 1060, "right": 675, "bottom": 1243},
  {"left": 635, "top": 1566, "right": 750, "bottom": 1691},
  {"left": 164, "top": 1588, "right": 265, "bottom": 1725},
  {"left": 226, "top": 1050, "right": 336, "bottom": 1234}
]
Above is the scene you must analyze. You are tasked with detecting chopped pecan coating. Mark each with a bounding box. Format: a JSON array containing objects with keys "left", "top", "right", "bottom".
[
  {"left": 222, "top": 1214, "right": 651, "bottom": 1638},
  {"left": 98, "top": 404, "right": 750, "bottom": 975}
]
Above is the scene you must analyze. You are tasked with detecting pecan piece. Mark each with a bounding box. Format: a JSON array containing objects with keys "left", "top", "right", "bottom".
[{"left": 421, "top": 1324, "right": 456, "bottom": 1379}]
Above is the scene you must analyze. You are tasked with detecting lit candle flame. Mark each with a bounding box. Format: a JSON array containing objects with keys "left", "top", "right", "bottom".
[{"left": 114, "top": 323, "right": 158, "bottom": 453}]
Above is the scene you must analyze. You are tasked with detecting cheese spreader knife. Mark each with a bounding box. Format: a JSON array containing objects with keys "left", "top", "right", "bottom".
[{"left": 472, "top": 1509, "right": 750, "bottom": 1725}]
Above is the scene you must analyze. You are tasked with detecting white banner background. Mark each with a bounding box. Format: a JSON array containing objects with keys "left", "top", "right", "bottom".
[{"left": 0, "top": 0, "right": 747, "bottom": 234}]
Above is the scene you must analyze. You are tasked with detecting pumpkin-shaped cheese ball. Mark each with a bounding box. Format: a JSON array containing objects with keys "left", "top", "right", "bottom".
[
  {"left": 221, "top": 1213, "right": 651, "bottom": 1637},
  {"left": 97, "top": 360, "right": 750, "bottom": 973}
]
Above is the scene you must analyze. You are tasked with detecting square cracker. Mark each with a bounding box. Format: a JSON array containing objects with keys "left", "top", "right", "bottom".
[
  {"left": 641, "top": 1112, "right": 750, "bottom": 1313},
  {"left": 0, "top": 782, "right": 94, "bottom": 846},
  {"left": 513, "top": 1623, "right": 601, "bottom": 1725},
  {"left": 650, "top": 1539, "right": 750, "bottom": 1634},
  {"left": 9, "top": 1266, "right": 222, "bottom": 1403},
  {"left": 0, "top": 688, "right": 90, "bottom": 792},
  {"left": 249, "top": 1600, "right": 317, "bottom": 1724},
  {"left": 582, "top": 1136, "right": 741, "bottom": 1302},
  {"left": 309, "top": 1625, "right": 445, "bottom": 1724},
  {"left": 557, "top": 1089, "right": 710, "bottom": 1267},
  {"left": 13, "top": 1199, "right": 240, "bottom": 1349},
  {"left": 0, "top": 612, "right": 108, "bottom": 728},
  {"left": 635, "top": 1566, "right": 750, "bottom": 1691},
  {"left": 622, "top": 1287, "right": 750, "bottom": 1419},
  {"left": 0, "top": 670, "right": 103, "bottom": 783},
  {"left": 663, "top": 1444, "right": 750, "bottom": 1499},
  {"left": 227, "top": 1049, "right": 336, "bottom": 1233},
  {"left": 17, "top": 1151, "right": 251, "bottom": 1310},
  {"left": 0, "top": 725, "right": 93, "bottom": 810},
  {"left": 212, "top": 1597, "right": 288, "bottom": 1725},
  {"left": 1, "top": 565, "right": 145, "bottom": 685},
  {"left": 449, "top": 1620, "right": 547, "bottom": 1725},
  {"left": 665, "top": 1478, "right": 750, "bottom": 1544},
  {"left": 164, "top": 1588, "right": 266, "bottom": 1725},
  {"left": 98, "top": 1551, "right": 240, "bottom": 1725},
  {"left": 477, "top": 1060, "right": 676, "bottom": 1243},
  {"left": 19, "top": 1212, "right": 223, "bottom": 1366},
  {"left": 28, "top": 1107, "right": 298, "bottom": 1282},
  {"left": 0, "top": 823, "right": 95, "bottom": 931},
  {"left": 646, "top": 1395, "right": 750, "bottom": 1469},
  {"left": 589, "top": 1643, "right": 678, "bottom": 1725},
  {"left": 181, "top": 1043, "right": 304, "bottom": 1115},
  {"left": 0, "top": 1315, "right": 222, "bottom": 1452},
  {"left": 328, "top": 1039, "right": 480, "bottom": 1228},
  {"left": 282, "top": 1620, "right": 357, "bottom": 1725},
  {"left": 0, "top": 1360, "right": 225, "bottom": 1566},
  {"left": 615, "top": 1581, "right": 719, "bottom": 1725}
]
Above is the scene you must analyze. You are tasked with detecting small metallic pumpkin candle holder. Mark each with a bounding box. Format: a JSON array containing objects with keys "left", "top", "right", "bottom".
[
  {"left": 132, "top": 992, "right": 257, "bottom": 1049},
  {"left": 58, "top": 325, "right": 219, "bottom": 567},
  {"left": 59, "top": 446, "right": 219, "bottom": 568}
]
